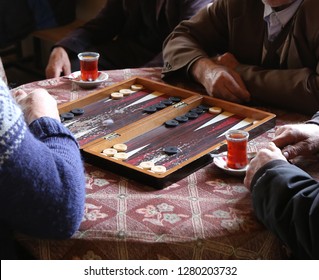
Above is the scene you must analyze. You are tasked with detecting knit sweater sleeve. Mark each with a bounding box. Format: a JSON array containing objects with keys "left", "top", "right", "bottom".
[{"left": 0, "top": 81, "right": 85, "bottom": 239}]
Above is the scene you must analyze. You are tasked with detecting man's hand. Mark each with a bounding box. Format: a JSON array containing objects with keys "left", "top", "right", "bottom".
[
  {"left": 190, "top": 56, "right": 250, "bottom": 103},
  {"left": 212, "top": 52, "right": 239, "bottom": 70},
  {"left": 45, "top": 47, "right": 72, "bottom": 78},
  {"left": 13, "top": 89, "right": 60, "bottom": 124},
  {"left": 244, "top": 142, "right": 287, "bottom": 189},
  {"left": 273, "top": 123, "right": 319, "bottom": 160}
]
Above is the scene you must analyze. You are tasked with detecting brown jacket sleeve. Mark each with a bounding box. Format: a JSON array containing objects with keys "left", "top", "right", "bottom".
[{"left": 162, "top": 0, "right": 319, "bottom": 115}]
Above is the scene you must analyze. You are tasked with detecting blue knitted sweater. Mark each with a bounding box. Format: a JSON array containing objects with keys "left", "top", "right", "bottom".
[{"left": 0, "top": 80, "right": 86, "bottom": 259}]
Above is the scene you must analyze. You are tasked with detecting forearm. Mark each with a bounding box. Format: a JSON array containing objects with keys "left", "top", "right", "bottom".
[
  {"left": 190, "top": 57, "right": 220, "bottom": 84},
  {"left": 251, "top": 160, "right": 319, "bottom": 259},
  {"left": 0, "top": 117, "right": 85, "bottom": 238},
  {"left": 236, "top": 64, "right": 319, "bottom": 115}
]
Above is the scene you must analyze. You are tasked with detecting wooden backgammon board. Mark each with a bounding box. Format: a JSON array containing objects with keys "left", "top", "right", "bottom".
[{"left": 58, "top": 77, "right": 276, "bottom": 188}]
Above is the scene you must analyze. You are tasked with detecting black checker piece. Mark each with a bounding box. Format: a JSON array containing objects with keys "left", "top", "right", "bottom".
[
  {"left": 163, "top": 146, "right": 179, "bottom": 155},
  {"left": 175, "top": 115, "right": 189, "bottom": 123},
  {"left": 169, "top": 96, "right": 181, "bottom": 103},
  {"left": 198, "top": 104, "right": 209, "bottom": 111},
  {"left": 165, "top": 120, "right": 179, "bottom": 127},
  {"left": 60, "top": 112, "right": 74, "bottom": 120},
  {"left": 185, "top": 112, "right": 199, "bottom": 119},
  {"left": 155, "top": 102, "right": 167, "bottom": 110},
  {"left": 143, "top": 105, "right": 158, "bottom": 113},
  {"left": 71, "top": 108, "right": 85, "bottom": 115},
  {"left": 162, "top": 99, "right": 174, "bottom": 106},
  {"left": 190, "top": 107, "right": 204, "bottom": 114}
]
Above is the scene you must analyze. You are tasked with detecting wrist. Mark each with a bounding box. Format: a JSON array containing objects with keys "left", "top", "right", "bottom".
[{"left": 190, "top": 57, "right": 221, "bottom": 84}]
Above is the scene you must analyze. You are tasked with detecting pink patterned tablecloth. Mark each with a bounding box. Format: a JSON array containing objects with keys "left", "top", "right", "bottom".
[{"left": 15, "top": 68, "right": 317, "bottom": 260}]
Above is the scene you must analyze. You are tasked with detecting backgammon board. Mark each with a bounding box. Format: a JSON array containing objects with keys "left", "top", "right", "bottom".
[{"left": 58, "top": 77, "right": 276, "bottom": 188}]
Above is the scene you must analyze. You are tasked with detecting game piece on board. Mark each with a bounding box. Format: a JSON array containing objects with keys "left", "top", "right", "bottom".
[
  {"left": 113, "top": 143, "right": 128, "bottom": 152},
  {"left": 143, "top": 105, "right": 157, "bottom": 113},
  {"left": 165, "top": 120, "right": 179, "bottom": 127},
  {"left": 190, "top": 107, "right": 204, "bottom": 114},
  {"left": 139, "top": 161, "right": 155, "bottom": 170},
  {"left": 185, "top": 112, "right": 199, "bottom": 119},
  {"left": 113, "top": 152, "right": 129, "bottom": 160},
  {"left": 71, "top": 108, "right": 85, "bottom": 115},
  {"left": 155, "top": 102, "right": 167, "bottom": 110},
  {"left": 162, "top": 99, "right": 174, "bottom": 106},
  {"left": 111, "top": 92, "right": 124, "bottom": 99},
  {"left": 175, "top": 115, "right": 189, "bottom": 123},
  {"left": 119, "top": 88, "right": 135, "bottom": 96},
  {"left": 102, "top": 148, "right": 118, "bottom": 156},
  {"left": 60, "top": 112, "right": 74, "bottom": 120},
  {"left": 131, "top": 84, "right": 144, "bottom": 91},
  {"left": 163, "top": 146, "right": 179, "bottom": 155},
  {"left": 169, "top": 96, "right": 181, "bottom": 103},
  {"left": 198, "top": 104, "right": 209, "bottom": 111},
  {"left": 209, "top": 107, "right": 222, "bottom": 114},
  {"left": 151, "top": 165, "right": 167, "bottom": 174}
]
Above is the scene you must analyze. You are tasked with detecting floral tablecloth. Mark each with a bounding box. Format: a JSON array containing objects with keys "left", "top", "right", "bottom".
[{"left": 15, "top": 68, "right": 316, "bottom": 260}]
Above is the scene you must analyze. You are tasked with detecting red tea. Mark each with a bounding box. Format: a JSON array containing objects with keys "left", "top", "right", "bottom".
[
  {"left": 78, "top": 52, "right": 100, "bottom": 81},
  {"left": 80, "top": 58, "right": 98, "bottom": 81},
  {"left": 226, "top": 130, "right": 249, "bottom": 169}
]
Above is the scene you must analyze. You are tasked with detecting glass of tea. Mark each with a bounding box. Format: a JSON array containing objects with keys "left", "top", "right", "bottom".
[
  {"left": 78, "top": 52, "right": 100, "bottom": 81},
  {"left": 225, "top": 129, "right": 249, "bottom": 169}
]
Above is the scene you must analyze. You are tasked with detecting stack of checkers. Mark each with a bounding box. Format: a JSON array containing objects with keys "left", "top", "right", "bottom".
[
  {"left": 60, "top": 108, "right": 85, "bottom": 122},
  {"left": 102, "top": 143, "right": 129, "bottom": 160},
  {"left": 165, "top": 105, "right": 222, "bottom": 127},
  {"left": 143, "top": 96, "right": 181, "bottom": 114},
  {"left": 110, "top": 84, "right": 144, "bottom": 100},
  {"left": 101, "top": 143, "right": 167, "bottom": 174},
  {"left": 138, "top": 161, "right": 167, "bottom": 174}
]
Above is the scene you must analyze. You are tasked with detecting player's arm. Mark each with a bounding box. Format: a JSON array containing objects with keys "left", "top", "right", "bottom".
[
  {"left": 45, "top": 47, "right": 72, "bottom": 78},
  {"left": 0, "top": 85, "right": 85, "bottom": 239},
  {"left": 235, "top": 64, "right": 319, "bottom": 115},
  {"left": 272, "top": 122, "right": 319, "bottom": 160},
  {"left": 162, "top": 1, "right": 227, "bottom": 77},
  {"left": 190, "top": 56, "right": 250, "bottom": 103},
  {"left": 249, "top": 160, "right": 319, "bottom": 259}
]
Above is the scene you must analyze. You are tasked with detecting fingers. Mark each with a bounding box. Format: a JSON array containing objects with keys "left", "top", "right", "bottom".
[
  {"left": 244, "top": 142, "right": 287, "bottom": 189},
  {"left": 281, "top": 141, "right": 315, "bottom": 160},
  {"left": 224, "top": 75, "right": 250, "bottom": 102},
  {"left": 62, "top": 65, "right": 72, "bottom": 76},
  {"left": 12, "top": 89, "right": 28, "bottom": 103},
  {"left": 272, "top": 126, "right": 294, "bottom": 148},
  {"left": 209, "top": 68, "right": 251, "bottom": 103},
  {"left": 45, "top": 66, "right": 60, "bottom": 79},
  {"left": 13, "top": 88, "right": 60, "bottom": 124},
  {"left": 273, "top": 124, "right": 319, "bottom": 159},
  {"left": 267, "top": 141, "right": 278, "bottom": 151},
  {"left": 45, "top": 47, "right": 71, "bottom": 78}
]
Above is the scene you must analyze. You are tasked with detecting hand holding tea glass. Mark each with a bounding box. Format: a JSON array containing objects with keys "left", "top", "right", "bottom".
[
  {"left": 78, "top": 52, "right": 100, "bottom": 81},
  {"left": 244, "top": 142, "right": 287, "bottom": 188}
]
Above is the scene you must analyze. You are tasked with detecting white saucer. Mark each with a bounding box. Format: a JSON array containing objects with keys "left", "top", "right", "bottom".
[
  {"left": 67, "top": 71, "right": 109, "bottom": 89},
  {"left": 213, "top": 153, "right": 248, "bottom": 176}
]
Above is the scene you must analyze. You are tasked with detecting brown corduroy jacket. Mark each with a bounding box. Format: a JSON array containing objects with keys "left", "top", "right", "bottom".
[{"left": 162, "top": 0, "right": 319, "bottom": 115}]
